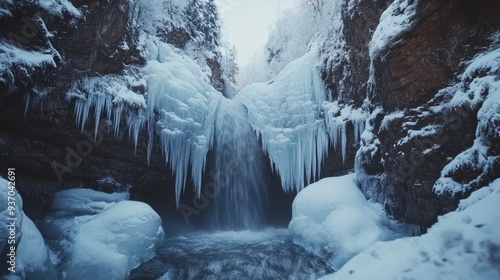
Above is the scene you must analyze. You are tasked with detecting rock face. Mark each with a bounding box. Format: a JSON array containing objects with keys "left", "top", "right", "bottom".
[
  {"left": 0, "top": 0, "right": 190, "bottom": 218},
  {"left": 370, "top": 0, "right": 500, "bottom": 111},
  {"left": 352, "top": 0, "right": 500, "bottom": 228}
]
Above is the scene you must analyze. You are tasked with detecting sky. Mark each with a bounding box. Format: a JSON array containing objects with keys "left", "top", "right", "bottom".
[{"left": 215, "top": 0, "right": 297, "bottom": 67}]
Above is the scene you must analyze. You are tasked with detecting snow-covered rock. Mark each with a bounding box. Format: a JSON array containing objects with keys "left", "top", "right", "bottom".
[
  {"left": 289, "top": 173, "right": 408, "bottom": 269},
  {"left": 1, "top": 177, "right": 56, "bottom": 279},
  {"left": 63, "top": 201, "right": 164, "bottom": 280},
  {"left": 322, "top": 178, "right": 500, "bottom": 280},
  {"left": 40, "top": 188, "right": 164, "bottom": 280}
]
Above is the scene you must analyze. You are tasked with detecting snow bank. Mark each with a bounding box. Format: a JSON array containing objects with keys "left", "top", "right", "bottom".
[
  {"left": 322, "top": 179, "right": 500, "bottom": 280},
  {"left": 237, "top": 48, "right": 328, "bottom": 192},
  {"left": 40, "top": 188, "right": 164, "bottom": 280},
  {"left": 289, "top": 174, "right": 406, "bottom": 269}
]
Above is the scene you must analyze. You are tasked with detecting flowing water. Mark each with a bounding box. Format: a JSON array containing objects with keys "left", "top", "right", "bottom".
[
  {"left": 209, "top": 98, "right": 270, "bottom": 230},
  {"left": 129, "top": 228, "right": 334, "bottom": 280}
]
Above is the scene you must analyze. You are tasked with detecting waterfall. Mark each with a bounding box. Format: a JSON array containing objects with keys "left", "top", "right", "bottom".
[{"left": 209, "top": 98, "right": 270, "bottom": 230}]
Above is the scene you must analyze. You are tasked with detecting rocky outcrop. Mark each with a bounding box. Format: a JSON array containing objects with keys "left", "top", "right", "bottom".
[
  {"left": 354, "top": 0, "right": 500, "bottom": 228},
  {"left": 370, "top": 0, "right": 500, "bottom": 111},
  {"left": 0, "top": 0, "right": 176, "bottom": 217}
]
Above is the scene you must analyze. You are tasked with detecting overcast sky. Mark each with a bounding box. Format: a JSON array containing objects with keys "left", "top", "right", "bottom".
[{"left": 215, "top": 0, "right": 297, "bottom": 67}]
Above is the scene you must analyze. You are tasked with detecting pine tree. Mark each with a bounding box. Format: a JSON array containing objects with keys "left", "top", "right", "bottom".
[{"left": 184, "top": 0, "right": 221, "bottom": 53}]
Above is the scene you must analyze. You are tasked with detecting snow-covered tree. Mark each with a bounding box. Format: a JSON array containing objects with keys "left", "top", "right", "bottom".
[
  {"left": 221, "top": 45, "right": 239, "bottom": 84},
  {"left": 185, "top": 0, "right": 221, "bottom": 53}
]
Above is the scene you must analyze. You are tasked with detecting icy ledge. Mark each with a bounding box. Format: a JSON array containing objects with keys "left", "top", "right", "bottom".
[{"left": 321, "top": 178, "right": 500, "bottom": 280}]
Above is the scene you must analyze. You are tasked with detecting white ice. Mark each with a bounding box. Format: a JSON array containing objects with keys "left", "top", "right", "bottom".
[{"left": 237, "top": 48, "right": 329, "bottom": 193}]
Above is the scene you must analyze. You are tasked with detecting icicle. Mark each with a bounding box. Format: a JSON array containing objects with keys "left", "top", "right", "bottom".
[{"left": 341, "top": 123, "right": 347, "bottom": 163}]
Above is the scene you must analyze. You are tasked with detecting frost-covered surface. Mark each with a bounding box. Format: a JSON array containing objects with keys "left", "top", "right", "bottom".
[
  {"left": 321, "top": 178, "right": 500, "bottom": 280},
  {"left": 40, "top": 188, "right": 164, "bottom": 280},
  {"left": 38, "top": 0, "right": 81, "bottom": 16},
  {"left": 237, "top": 48, "right": 328, "bottom": 192},
  {"left": 240, "top": 0, "right": 346, "bottom": 87},
  {"left": 289, "top": 174, "right": 409, "bottom": 269},
  {"left": 433, "top": 40, "right": 500, "bottom": 195}
]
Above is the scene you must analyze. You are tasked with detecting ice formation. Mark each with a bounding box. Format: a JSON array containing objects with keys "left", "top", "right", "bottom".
[
  {"left": 321, "top": 178, "right": 500, "bottom": 280},
  {"left": 289, "top": 174, "right": 409, "bottom": 269},
  {"left": 66, "top": 35, "right": 222, "bottom": 204},
  {"left": 238, "top": 49, "right": 326, "bottom": 192}
]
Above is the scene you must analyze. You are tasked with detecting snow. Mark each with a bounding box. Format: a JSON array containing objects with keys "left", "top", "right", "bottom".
[
  {"left": 63, "top": 201, "right": 164, "bottom": 280},
  {"left": 433, "top": 38, "right": 500, "bottom": 195},
  {"left": 1, "top": 177, "right": 56, "bottom": 279},
  {"left": 16, "top": 215, "right": 57, "bottom": 280},
  {"left": 0, "top": 42, "right": 56, "bottom": 80},
  {"left": 321, "top": 178, "right": 500, "bottom": 280},
  {"left": 236, "top": 48, "right": 329, "bottom": 192},
  {"left": 369, "top": 0, "right": 418, "bottom": 58},
  {"left": 40, "top": 188, "right": 164, "bottom": 280},
  {"left": 289, "top": 173, "right": 409, "bottom": 270},
  {"left": 38, "top": 0, "right": 81, "bottom": 17}
]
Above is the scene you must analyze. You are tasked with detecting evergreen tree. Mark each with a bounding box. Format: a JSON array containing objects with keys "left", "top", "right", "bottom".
[{"left": 184, "top": 0, "right": 221, "bottom": 53}]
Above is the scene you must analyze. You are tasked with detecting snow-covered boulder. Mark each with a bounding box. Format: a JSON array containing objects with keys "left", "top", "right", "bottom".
[
  {"left": 40, "top": 188, "right": 164, "bottom": 280},
  {"left": 289, "top": 173, "right": 407, "bottom": 269},
  {"left": 322, "top": 178, "right": 500, "bottom": 280},
  {"left": 63, "top": 201, "right": 164, "bottom": 280},
  {"left": 1, "top": 177, "right": 56, "bottom": 279}
]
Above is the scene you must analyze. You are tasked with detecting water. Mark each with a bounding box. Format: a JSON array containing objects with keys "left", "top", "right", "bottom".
[
  {"left": 128, "top": 228, "right": 334, "bottom": 280},
  {"left": 209, "top": 98, "right": 270, "bottom": 230}
]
